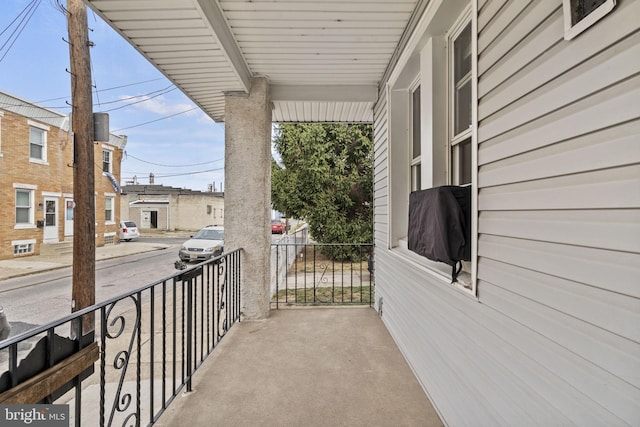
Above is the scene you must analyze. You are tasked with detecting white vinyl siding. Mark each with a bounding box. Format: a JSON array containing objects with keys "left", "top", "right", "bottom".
[
  {"left": 476, "top": 0, "right": 640, "bottom": 424},
  {"left": 373, "top": 89, "right": 389, "bottom": 253},
  {"left": 374, "top": 0, "right": 640, "bottom": 425}
]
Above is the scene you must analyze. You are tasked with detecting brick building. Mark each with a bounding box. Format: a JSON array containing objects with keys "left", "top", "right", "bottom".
[{"left": 0, "top": 90, "right": 126, "bottom": 260}]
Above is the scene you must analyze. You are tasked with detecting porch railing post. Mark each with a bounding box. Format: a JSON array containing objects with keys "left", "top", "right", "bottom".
[{"left": 186, "top": 275, "right": 193, "bottom": 392}]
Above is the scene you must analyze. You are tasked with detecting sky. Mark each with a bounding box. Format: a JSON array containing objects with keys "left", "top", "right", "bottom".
[{"left": 0, "top": 0, "right": 226, "bottom": 192}]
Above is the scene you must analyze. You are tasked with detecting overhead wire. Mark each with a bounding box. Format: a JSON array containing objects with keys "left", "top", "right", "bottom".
[
  {"left": 2, "top": 2, "right": 216, "bottom": 186},
  {"left": 0, "top": 0, "right": 42, "bottom": 64},
  {"left": 124, "top": 153, "right": 223, "bottom": 168},
  {"left": 112, "top": 107, "right": 199, "bottom": 132},
  {"left": 100, "top": 87, "right": 177, "bottom": 112}
]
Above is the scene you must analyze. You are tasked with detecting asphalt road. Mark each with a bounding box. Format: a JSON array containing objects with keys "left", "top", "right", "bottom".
[
  {"left": 1, "top": 233, "right": 290, "bottom": 339},
  {"left": 0, "top": 237, "right": 184, "bottom": 338}
]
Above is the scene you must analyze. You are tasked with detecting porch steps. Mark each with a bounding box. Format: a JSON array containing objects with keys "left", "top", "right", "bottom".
[{"left": 40, "top": 241, "right": 74, "bottom": 257}]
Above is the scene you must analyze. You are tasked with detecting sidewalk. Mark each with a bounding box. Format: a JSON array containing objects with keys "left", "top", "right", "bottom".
[{"left": 0, "top": 240, "right": 172, "bottom": 282}]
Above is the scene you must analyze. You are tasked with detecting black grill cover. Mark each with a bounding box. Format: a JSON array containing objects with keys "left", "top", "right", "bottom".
[{"left": 408, "top": 186, "right": 471, "bottom": 267}]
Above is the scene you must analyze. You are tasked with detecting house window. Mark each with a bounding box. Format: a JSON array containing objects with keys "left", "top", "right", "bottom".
[
  {"left": 29, "top": 126, "right": 46, "bottom": 162},
  {"left": 105, "top": 196, "right": 114, "bottom": 223},
  {"left": 388, "top": 2, "right": 476, "bottom": 294},
  {"left": 450, "top": 17, "right": 472, "bottom": 186},
  {"left": 411, "top": 84, "right": 421, "bottom": 192},
  {"left": 16, "top": 189, "right": 34, "bottom": 225},
  {"left": 563, "top": 0, "right": 616, "bottom": 40},
  {"left": 13, "top": 239, "right": 35, "bottom": 255},
  {"left": 103, "top": 149, "right": 112, "bottom": 173}
]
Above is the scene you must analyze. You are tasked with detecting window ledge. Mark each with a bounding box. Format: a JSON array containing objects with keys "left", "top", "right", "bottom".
[
  {"left": 14, "top": 224, "right": 36, "bottom": 230},
  {"left": 29, "top": 159, "right": 49, "bottom": 166},
  {"left": 394, "top": 238, "right": 473, "bottom": 293},
  {"left": 105, "top": 221, "right": 116, "bottom": 226}
]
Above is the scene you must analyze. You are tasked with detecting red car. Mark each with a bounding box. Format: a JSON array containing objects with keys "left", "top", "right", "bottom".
[{"left": 271, "top": 220, "right": 284, "bottom": 234}]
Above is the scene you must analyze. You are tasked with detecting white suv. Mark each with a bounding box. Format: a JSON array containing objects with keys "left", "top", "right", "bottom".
[{"left": 179, "top": 225, "right": 224, "bottom": 262}]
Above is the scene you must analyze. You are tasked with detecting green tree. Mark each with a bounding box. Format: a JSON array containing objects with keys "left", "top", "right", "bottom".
[{"left": 271, "top": 123, "right": 373, "bottom": 260}]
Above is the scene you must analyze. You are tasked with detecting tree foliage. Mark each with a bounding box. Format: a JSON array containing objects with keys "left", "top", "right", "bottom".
[{"left": 271, "top": 123, "right": 373, "bottom": 259}]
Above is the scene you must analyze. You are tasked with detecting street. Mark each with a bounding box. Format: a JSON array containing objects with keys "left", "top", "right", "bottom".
[{"left": 0, "top": 237, "right": 184, "bottom": 338}]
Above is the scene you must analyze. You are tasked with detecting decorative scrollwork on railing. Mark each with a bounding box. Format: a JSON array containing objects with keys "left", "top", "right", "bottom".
[
  {"left": 103, "top": 295, "right": 141, "bottom": 427},
  {"left": 316, "top": 263, "right": 329, "bottom": 287},
  {"left": 217, "top": 256, "right": 229, "bottom": 340}
]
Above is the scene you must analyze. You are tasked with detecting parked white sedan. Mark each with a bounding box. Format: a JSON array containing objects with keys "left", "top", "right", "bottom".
[{"left": 179, "top": 225, "right": 224, "bottom": 262}]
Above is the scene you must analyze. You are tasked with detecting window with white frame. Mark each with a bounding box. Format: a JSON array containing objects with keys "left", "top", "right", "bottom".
[
  {"left": 388, "top": 1, "right": 476, "bottom": 293},
  {"left": 563, "top": 0, "right": 616, "bottom": 40},
  {"left": 102, "top": 148, "right": 112, "bottom": 173},
  {"left": 449, "top": 15, "right": 472, "bottom": 186},
  {"left": 29, "top": 126, "right": 46, "bottom": 162},
  {"left": 15, "top": 188, "right": 34, "bottom": 225},
  {"left": 13, "top": 239, "right": 35, "bottom": 255},
  {"left": 410, "top": 83, "right": 422, "bottom": 192},
  {"left": 105, "top": 196, "right": 114, "bottom": 223}
]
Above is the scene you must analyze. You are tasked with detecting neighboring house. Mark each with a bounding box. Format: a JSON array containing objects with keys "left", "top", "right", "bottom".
[
  {"left": 120, "top": 185, "right": 224, "bottom": 231},
  {"left": 81, "top": 1, "right": 640, "bottom": 425},
  {"left": 0, "top": 90, "right": 126, "bottom": 260}
]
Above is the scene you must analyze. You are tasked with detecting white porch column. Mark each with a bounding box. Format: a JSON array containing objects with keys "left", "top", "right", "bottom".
[{"left": 224, "top": 77, "right": 272, "bottom": 320}]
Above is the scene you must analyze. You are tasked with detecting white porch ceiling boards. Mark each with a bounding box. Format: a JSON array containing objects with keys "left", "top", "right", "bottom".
[{"left": 84, "top": 0, "right": 419, "bottom": 123}]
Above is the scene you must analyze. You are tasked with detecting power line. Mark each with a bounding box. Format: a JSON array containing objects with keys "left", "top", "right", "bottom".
[
  {"left": 112, "top": 107, "right": 199, "bottom": 132},
  {"left": 124, "top": 152, "right": 223, "bottom": 168},
  {"left": 100, "top": 87, "right": 177, "bottom": 112},
  {"left": 122, "top": 166, "right": 224, "bottom": 180},
  {"left": 94, "top": 85, "right": 174, "bottom": 106},
  {"left": 0, "top": 0, "right": 42, "bottom": 64},
  {"left": 34, "top": 78, "right": 166, "bottom": 103}
]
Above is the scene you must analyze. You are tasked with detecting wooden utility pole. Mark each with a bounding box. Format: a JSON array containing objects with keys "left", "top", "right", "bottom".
[{"left": 68, "top": 0, "right": 95, "bottom": 335}]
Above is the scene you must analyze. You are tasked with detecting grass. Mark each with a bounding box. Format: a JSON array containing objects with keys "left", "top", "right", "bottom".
[
  {"left": 271, "top": 285, "right": 374, "bottom": 305},
  {"left": 291, "top": 249, "right": 369, "bottom": 273}
]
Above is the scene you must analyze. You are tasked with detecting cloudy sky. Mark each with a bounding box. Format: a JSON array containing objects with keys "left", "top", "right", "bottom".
[{"left": 0, "top": 0, "right": 226, "bottom": 191}]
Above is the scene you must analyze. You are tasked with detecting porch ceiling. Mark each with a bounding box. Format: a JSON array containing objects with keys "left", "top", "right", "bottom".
[{"left": 84, "top": 0, "right": 419, "bottom": 123}]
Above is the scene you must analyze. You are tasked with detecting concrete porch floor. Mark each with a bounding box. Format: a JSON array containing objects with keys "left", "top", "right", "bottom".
[{"left": 156, "top": 306, "right": 442, "bottom": 427}]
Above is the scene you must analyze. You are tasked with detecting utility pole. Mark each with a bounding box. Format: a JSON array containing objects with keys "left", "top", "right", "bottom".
[{"left": 68, "top": 0, "right": 95, "bottom": 336}]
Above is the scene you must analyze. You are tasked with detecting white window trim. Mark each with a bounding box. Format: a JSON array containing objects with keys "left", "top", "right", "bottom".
[
  {"left": 28, "top": 120, "right": 49, "bottom": 165},
  {"left": 562, "top": 0, "right": 616, "bottom": 40},
  {"left": 396, "top": 238, "right": 473, "bottom": 291},
  {"left": 105, "top": 195, "right": 115, "bottom": 224},
  {"left": 448, "top": 8, "right": 473, "bottom": 187},
  {"left": 13, "top": 183, "right": 37, "bottom": 190},
  {"left": 470, "top": 1, "right": 479, "bottom": 294},
  {"left": 386, "top": 0, "right": 479, "bottom": 297},
  {"left": 12, "top": 239, "right": 36, "bottom": 255},
  {"left": 12, "top": 239, "right": 36, "bottom": 246},
  {"left": 42, "top": 191, "right": 62, "bottom": 198},
  {"left": 409, "top": 77, "right": 422, "bottom": 192},
  {"left": 15, "top": 187, "right": 35, "bottom": 229},
  {"left": 102, "top": 145, "right": 114, "bottom": 173}
]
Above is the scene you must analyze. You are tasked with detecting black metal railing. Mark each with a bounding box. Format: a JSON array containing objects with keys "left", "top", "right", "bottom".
[
  {"left": 0, "top": 249, "right": 241, "bottom": 427},
  {"left": 271, "top": 243, "right": 374, "bottom": 308}
]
